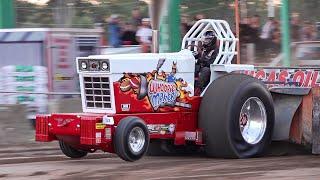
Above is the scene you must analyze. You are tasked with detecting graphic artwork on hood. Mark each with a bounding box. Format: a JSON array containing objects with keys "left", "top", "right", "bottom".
[{"left": 116, "top": 58, "right": 195, "bottom": 112}]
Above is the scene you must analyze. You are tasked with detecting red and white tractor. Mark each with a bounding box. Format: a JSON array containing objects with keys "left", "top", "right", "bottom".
[{"left": 36, "top": 2, "right": 320, "bottom": 162}]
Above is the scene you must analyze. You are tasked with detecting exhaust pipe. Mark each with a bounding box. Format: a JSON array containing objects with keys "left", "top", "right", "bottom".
[{"left": 143, "top": 0, "right": 165, "bottom": 53}]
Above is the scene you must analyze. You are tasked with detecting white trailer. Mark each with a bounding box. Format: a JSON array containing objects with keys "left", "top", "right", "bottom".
[{"left": 0, "top": 28, "right": 104, "bottom": 94}]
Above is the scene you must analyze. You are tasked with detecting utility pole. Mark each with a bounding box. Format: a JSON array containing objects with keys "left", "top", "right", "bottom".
[
  {"left": 235, "top": 0, "right": 240, "bottom": 64},
  {"left": 280, "top": 0, "right": 291, "bottom": 66},
  {"left": 159, "top": 0, "right": 181, "bottom": 53},
  {"left": 53, "top": 0, "right": 74, "bottom": 28},
  {"left": 53, "top": 0, "right": 63, "bottom": 27},
  {"left": 0, "top": 0, "right": 15, "bottom": 28}
]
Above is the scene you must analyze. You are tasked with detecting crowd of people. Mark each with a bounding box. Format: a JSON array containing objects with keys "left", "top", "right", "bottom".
[
  {"left": 240, "top": 15, "right": 281, "bottom": 56},
  {"left": 106, "top": 9, "right": 208, "bottom": 52},
  {"left": 240, "top": 14, "right": 318, "bottom": 58},
  {"left": 106, "top": 9, "right": 319, "bottom": 57},
  {"left": 107, "top": 8, "right": 153, "bottom": 53}
]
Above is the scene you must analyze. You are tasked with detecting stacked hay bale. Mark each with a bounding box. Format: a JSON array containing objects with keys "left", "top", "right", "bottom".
[{"left": 0, "top": 65, "right": 48, "bottom": 119}]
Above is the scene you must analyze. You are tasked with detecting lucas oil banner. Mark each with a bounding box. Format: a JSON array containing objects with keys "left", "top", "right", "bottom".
[{"left": 242, "top": 68, "right": 320, "bottom": 88}]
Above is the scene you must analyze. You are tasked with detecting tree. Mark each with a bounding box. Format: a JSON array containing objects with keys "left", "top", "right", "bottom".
[
  {"left": 16, "top": 0, "right": 54, "bottom": 27},
  {"left": 15, "top": 0, "right": 320, "bottom": 28}
]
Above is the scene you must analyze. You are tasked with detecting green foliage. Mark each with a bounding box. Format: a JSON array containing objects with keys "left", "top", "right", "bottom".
[
  {"left": 15, "top": 0, "right": 320, "bottom": 28},
  {"left": 72, "top": 16, "right": 94, "bottom": 28},
  {"left": 16, "top": 0, "right": 148, "bottom": 28},
  {"left": 181, "top": 0, "right": 235, "bottom": 24},
  {"left": 16, "top": 0, "right": 54, "bottom": 27},
  {"left": 291, "top": 0, "right": 320, "bottom": 22}
]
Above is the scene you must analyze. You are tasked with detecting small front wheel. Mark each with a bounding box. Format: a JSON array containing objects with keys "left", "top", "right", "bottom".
[{"left": 114, "top": 116, "right": 150, "bottom": 162}]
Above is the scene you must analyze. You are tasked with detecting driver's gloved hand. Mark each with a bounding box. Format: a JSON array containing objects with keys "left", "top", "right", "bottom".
[{"left": 192, "top": 51, "right": 199, "bottom": 57}]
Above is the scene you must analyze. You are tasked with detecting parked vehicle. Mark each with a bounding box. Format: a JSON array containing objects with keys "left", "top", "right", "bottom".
[{"left": 292, "top": 41, "right": 320, "bottom": 66}]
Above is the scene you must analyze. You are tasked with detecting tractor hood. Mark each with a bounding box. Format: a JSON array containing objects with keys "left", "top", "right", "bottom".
[{"left": 76, "top": 50, "right": 195, "bottom": 75}]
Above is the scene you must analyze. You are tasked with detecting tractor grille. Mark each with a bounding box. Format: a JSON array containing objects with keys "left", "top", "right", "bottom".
[{"left": 83, "top": 76, "right": 112, "bottom": 109}]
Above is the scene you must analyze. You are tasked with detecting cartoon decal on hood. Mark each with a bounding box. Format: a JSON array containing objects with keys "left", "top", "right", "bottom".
[{"left": 118, "top": 58, "right": 192, "bottom": 111}]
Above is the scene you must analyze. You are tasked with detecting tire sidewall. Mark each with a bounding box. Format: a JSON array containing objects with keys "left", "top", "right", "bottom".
[
  {"left": 228, "top": 79, "right": 274, "bottom": 158},
  {"left": 115, "top": 117, "right": 150, "bottom": 161},
  {"left": 124, "top": 120, "right": 149, "bottom": 157}
]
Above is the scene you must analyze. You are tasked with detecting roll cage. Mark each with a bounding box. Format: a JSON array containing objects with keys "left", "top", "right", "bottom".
[{"left": 181, "top": 19, "right": 238, "bottom": 65}]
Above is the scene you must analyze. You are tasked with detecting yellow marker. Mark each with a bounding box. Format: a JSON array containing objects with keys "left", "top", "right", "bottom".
[{"left": 96, "top": 123, "right": 106, "bottom": 130}]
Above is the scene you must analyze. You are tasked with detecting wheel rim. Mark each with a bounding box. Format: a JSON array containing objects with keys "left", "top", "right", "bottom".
[
  {"left": 239, "top": 97, "right": 267, "bottom": 145},
  {"left": 128, "top": 127, "right": 145, "bottom": 154}
]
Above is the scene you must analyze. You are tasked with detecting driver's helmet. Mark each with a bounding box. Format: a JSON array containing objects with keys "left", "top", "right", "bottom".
[{"left": 202, "top": 30, "right": 217, "bottom": 48}]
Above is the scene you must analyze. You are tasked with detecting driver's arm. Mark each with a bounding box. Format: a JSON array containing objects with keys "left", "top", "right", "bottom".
[{"left": 193, "top": 43, "right": 203, "bottom": 61}]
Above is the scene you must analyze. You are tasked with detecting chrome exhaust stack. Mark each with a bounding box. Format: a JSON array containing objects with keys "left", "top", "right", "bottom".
[{"left": 143, "top": 0, "right": 165, "bottom": 53}]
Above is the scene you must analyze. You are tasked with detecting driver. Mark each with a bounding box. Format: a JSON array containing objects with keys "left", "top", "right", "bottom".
[{"left": 195, "top": 30, "right": 218, "bottom": 93}]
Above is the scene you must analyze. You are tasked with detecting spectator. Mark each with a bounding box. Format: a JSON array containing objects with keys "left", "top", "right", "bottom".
[
  {"left": 195, "top": 14, "right": 205, "bottom": 21},
  {"left": 136, "top": 18, "right": 152, "bottom": 53},
  {"left": 107, "top": 14, "right": 122, "bottom": 48},
  {"left": 189, "top": 14, "right": 206, "bottom": 27},
  {"left": 239, "top": 16, "right": 261, "bottom": 44},
  {"left": 249, "top": 15, "right": 261, "bottom": 42},
  {"left": 259, "top": 17, "right": 277, "bottom": 54},
  {"left": 121, "top": 22, "right": 138, "bottom": 45},
  {"left": 271, "top": 20, "right": 281, "bottom": 54},
  {"left": 250, "top": 15, "right": 261, "bottom": 32},
  {"left": 260, "top": 17, "right": 276, "bottom": 40},
  {"left": 291, "top": 15, "right": 301, "bottom": 42},
  {"left": 181, "top": 15, "right": 192, "bottom": 37},
  {"left": 301, "top": 21, "right": 317, "bottom": 41},
  {"left": 131, "top": 8, "right": 142, "bottom": 30},
  {"left": 239, "top": 17, "right": 255, "bottom": 43},
  {"left": 242, "top": 17, "right": 250, "bottom": 25}
]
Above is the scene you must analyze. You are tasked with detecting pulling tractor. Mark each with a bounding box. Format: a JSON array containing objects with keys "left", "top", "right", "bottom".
[{"left": 36, "top": 2, "right": 320, "bottom": 161}]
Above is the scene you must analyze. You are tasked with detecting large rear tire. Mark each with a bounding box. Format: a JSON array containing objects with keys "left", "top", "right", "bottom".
[
  {"left": 114, "top": 116, "right": 150, "bottom": 162},
  {"left": 59, "top": 141, "right": 88, "bottom": 158},
  {"left": 199, "top": 74, "right": 274, "bottom": 158}
]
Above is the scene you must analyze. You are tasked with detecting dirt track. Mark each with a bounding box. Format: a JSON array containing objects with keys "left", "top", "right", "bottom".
[{"left": 1, "top": 146, "right": 320, "bottom": 180}]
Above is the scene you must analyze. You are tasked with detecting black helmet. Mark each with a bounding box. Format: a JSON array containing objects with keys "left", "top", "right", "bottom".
[{"left": 202, "top": 30, "right": 217, "bottom": 48}]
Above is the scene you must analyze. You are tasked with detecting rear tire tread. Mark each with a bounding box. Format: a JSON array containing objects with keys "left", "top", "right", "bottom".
[
  {"left": 199, "top": 74, "right": 274, "bottom": 158},
  {"left": 59, "top": 141, "right": 88, "bottom": 158}
]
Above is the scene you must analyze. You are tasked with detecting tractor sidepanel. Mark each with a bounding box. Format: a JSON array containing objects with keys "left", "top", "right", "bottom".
[
  {"left": 312, "top": 88, "right": 320, "bottom": 154},
  {"left": 36, "top": 115, "right": 55, "bottom": 142},
  {"left": 289, "top": 87, "right": 320, "bottom": 152},
  {"left": 271, "top": 93, "right": 303, "bottom": 141},
  {"left": 270, "top": 87, "right": 311, "bottom": 96},
  {"left": 50, "top": 114, "right": 81, "bottom": 136}
]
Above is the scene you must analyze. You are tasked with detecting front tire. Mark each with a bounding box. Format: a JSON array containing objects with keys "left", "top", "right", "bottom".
[
  {"left": 114, "top": 116, "right": 150, "bottom": 162},
  {"left": 199, "top": 74, "right": 274, "bottom": 158},
  {"left": 59, "top": 141, "right": 88, "bottom": 158}
]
